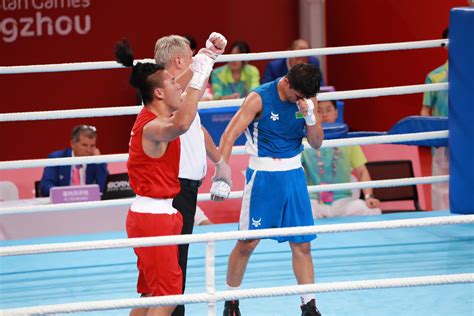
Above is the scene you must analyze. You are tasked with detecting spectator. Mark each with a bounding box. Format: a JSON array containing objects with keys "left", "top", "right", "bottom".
[
  {"left": 302, "top": 100, "right": 381, "bottom": 218},
  {"left": 421, "top": 28, "right": 449, "bottom": 210},
  {"left": 211, "top": 40, "right": 260, "bottom": 100},
  {"left": 261, "top": 38, "right": 323, "bottom": 84},
  {"left": 183, "top": 34, "right": 197, "bottom": 54},
  {"left": 39, "top": 125, "right": 108, "bottom": 197}
]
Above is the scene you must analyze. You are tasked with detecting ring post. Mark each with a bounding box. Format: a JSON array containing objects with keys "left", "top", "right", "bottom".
[{"left": 449, "top": 7, "right": 474, "bottom": 214}]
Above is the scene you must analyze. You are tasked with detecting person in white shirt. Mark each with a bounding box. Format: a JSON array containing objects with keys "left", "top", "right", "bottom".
[{"left": 154, "top": 33, "right": 231, "bottom": 316}]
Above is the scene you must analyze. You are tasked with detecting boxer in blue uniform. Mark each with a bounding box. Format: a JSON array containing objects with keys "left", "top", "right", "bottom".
[{"left": 215, "top": 63, "right": 324, "bottom": 316}]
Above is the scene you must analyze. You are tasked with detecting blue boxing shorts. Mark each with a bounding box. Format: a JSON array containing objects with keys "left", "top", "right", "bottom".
[{"left": 239, "top": 156, "right": 316, "bottom": 243}]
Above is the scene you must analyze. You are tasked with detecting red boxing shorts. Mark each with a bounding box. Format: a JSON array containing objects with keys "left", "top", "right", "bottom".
[{"left": 126, "top": 210, "right": 183, "bottom": 296}]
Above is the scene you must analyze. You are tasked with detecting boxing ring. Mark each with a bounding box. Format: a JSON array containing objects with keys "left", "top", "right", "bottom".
[
  {"left": 1, "top": 212, "right": 473, "bottom": 315},
  {"left": 1, "top": 7, "right": 474, "bottom": 316}
]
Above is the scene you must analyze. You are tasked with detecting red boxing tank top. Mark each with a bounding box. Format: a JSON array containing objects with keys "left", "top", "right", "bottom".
[{"left": 127, "top": 107, "right": 181, "bottom": 199}]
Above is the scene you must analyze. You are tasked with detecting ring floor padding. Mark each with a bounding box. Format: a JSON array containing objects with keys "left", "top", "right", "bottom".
[{"left": 1, "top": 211, "right": 473, "bottom": 315}]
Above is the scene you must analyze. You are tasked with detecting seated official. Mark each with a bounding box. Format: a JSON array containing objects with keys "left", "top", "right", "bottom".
[
  {"left": 40, "top": 125, "right": 109, "bottom": 197},
  {"left": 302, "top": 100, "right": 381, "bottom": 218}
]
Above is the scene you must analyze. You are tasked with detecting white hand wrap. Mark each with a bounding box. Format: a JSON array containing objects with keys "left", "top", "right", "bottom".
[
  {"left": 206, "top": 32, "right": 227, "bottom": 55},
  {"left": 210, "top": 179, "right": 231, "bottom": 200},
  {"left": 302, "top": 98, "right": 317, "bottom": 126},
  {"left": 210, "top": 158, "right": 232, "bottom": 201},
  {"left": 188, "top": 53, "right": 214, "bottom": 90},
  {"left": 197, "top": 48, "right": 218, "bottom": 60}
]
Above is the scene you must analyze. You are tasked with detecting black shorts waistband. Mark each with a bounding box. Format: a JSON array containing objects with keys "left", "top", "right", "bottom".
[{"left": 178, "top": 178, "right": 202, "bottom": 188}]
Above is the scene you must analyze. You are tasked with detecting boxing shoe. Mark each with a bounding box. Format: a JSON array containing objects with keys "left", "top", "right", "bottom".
[
  {"left": 223, "top": 300, "right": 241, "bottom": 316},
  {"left": 301, "top": 299, "right": 321, "bottom": 316}
]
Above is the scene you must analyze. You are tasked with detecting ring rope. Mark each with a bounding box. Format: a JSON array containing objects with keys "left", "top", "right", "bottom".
[
  {"left": 307, "top": 175, "right": 449, "bottom": 193},
  {"left": 1, "top": 273, "right": 471, "bottom": 315},
  {"left": 0, "top": 131, "right": 448, "bottom": 170},
  {"left": 0, "top": 38, "right": 462, "bottom": 315},
  {"left": 1, "top": 214, "right": 472, "bottom": 256},
  {"left": 0, "top": 39, "right": 448, "bottom": 75},
  {"left": 0, "top": 83, "right": 448, "bottom": 122},
  {"left": 0, "top": 175, "right": 449, "bottom": 216}
]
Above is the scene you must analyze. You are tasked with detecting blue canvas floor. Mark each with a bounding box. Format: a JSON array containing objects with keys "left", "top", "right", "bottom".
[{"left": 1, "top": 211, "right": 473, "bottom": 315}]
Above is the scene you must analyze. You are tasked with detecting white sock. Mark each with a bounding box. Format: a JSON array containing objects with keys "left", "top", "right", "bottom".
[
  {"left": 301, "top": 294, "right": 316, "bottom": 305},
  {"left": 226, "top": 283, "right": 241, "bottom": 291}
]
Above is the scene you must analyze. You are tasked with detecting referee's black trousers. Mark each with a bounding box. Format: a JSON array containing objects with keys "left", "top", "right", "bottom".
[{"left": 171, "top": 178, "right": 200, "bottom": 316}]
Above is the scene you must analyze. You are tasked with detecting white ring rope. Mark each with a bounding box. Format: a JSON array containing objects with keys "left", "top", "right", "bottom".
[
  {"left": 1, "top": 215, "right": 472, "bottom": 256},
  {"left": 1, "top": 273, "right": 471, "bottom": 315},
  {"left": 319, "top": 82, "right": 447, "bottom": 101},
  {"left": 0, "top": 153, "right": 128, "bottom": 170},
  {"left": 307, "top": 175, "right": 449, "bottom": 193},
  {"left": 0, "top": 175, "right": 449, "bottom": 216},
  {"left": 0, "top": 38, "right": 466, "bottom": 316},
  {"left": 0, "top": 83, "right": 448, "bottom": 122},
  {"left": 0, "top": 105, "right": 142, "bottom": 122},
  {"left": 0, "top": 39, "right": 448, "bottom": 75},
  {"left": 0, "top": 131, "right": 448, "bottom": 170},
  {"left": 319, "top": 130, "right": 448, "bottom": 148}
]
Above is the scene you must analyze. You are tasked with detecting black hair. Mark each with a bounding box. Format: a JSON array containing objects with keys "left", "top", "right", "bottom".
[
  {"left": 230, "top": 40, "right": 250, "bottom": 54},
  {"left": 183, "top": 34, "right": 197, "bottom": 51},
  {"left": 440, "top": 27, "right": 449, "bottom": 48},
  {"left": 286, "top": 63, "right": 321, "bottom": 99},
  {"left": 114, "top": 38, "right": 165, "bottom": 105},
  {"left": 442, "top": 27, "right": 449, "bottom": 39},
  {"left": 229, "top": 41, "right": 250, "bottom": 65}
]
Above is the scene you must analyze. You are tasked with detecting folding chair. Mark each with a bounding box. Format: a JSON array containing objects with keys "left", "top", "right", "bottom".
[{"left": 363, "top": 160, "right": 422, "bottom": 213}]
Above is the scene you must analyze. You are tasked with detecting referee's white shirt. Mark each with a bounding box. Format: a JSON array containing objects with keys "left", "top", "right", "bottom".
[{"left": 179, "top": 114, "right": 207, "bottom": 181}]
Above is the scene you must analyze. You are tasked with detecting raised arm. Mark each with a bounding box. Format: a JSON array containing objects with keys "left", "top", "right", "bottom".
[
  {"left": 143, "top": 85, "right": 204, "bottom": 143},
  {"left": 179, "top": 32, "right": 228, "bottom": 99},
  {"left": 144, "top": 54, "right": 214, "bottom": 142}
]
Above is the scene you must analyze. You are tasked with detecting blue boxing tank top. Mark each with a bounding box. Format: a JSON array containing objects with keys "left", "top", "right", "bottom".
[{"left": 244, "top": 78, "right": 305, "bottom": 158}]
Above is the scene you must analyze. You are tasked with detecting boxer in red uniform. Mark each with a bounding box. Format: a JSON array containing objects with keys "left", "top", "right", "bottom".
[{"left": 114, "top": 38, "right": 220, "bottom": 316}]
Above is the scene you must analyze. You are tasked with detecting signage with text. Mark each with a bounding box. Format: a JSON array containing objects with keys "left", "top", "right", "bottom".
[{"left": 0, "top": 0, "right": 92, "bottom": 43}]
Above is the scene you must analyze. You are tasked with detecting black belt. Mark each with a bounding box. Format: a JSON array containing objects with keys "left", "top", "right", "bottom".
[{"left": 179, "top": 178, "right": 202, "bottom": 188}]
